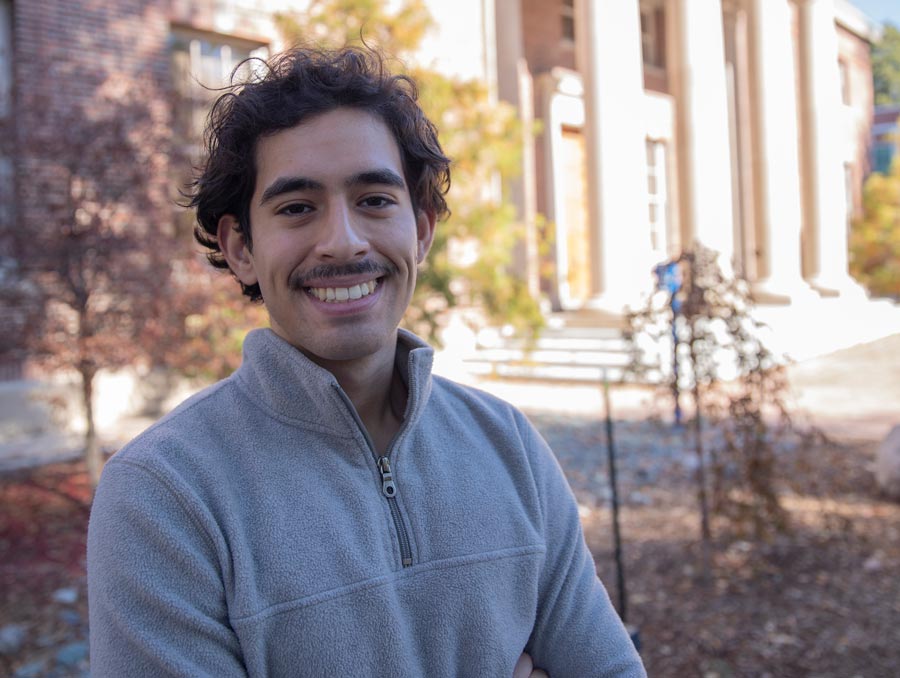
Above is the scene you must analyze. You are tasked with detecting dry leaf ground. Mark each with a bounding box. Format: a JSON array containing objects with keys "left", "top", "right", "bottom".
[
  {"left": 1, "top": 425, "right": 897, "bottom": 677},
  {"left": 3, "top": 332, "right": 900, "bottom": 677}
]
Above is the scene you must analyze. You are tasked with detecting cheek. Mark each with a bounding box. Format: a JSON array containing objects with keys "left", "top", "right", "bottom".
[{"left": 256, "top": 235, "right": 306, "bottom": 275}]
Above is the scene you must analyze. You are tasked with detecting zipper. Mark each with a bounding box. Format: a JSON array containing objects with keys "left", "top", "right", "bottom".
[
  {"left": 330, "top": 382, "right": 415, "bottom": 568},
  {"left": 377, "top": 456, "right": 413, "bottom": 567}
]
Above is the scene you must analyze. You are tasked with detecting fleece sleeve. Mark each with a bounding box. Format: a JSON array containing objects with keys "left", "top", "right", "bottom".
[
  {"left": 517, "top": 413, "right": 647, "bottom": 678},
  {"left": 87, "top": 458, "right": 248, "bottom": 678}
]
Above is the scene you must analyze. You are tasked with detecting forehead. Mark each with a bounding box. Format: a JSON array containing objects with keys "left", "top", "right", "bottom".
[{"left": 252, "top": 108, "right": 405, "bottom": 193}]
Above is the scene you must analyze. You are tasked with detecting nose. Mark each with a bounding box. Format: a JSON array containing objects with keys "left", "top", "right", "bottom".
[{"left": 314, "top": 202, "right": 370, "bottom": 261}]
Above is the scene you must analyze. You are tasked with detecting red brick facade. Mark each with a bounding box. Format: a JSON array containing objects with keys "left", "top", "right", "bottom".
[
  {"left": 521, "top": 0, "right": 576, "bottom": 73},
  {"left": 10, "top": 1, "right": 173, "bottom": 233},
  {"left": 0, "top": 0, "right": 280, "bottom": 370},
  {"left": 837, "top": 22, "right": 875, "bottom": 214}
]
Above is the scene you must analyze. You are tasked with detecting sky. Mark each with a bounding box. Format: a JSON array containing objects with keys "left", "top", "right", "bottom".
[{"left": 850, "top": 0, "right": 900, "bottom": 28}]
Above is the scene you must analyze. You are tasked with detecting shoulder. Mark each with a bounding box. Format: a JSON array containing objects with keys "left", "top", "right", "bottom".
[
  {"left": 429, "top": 375, "right": 531, "bottom": 428},
  {"left": 424, "top": 375, "right": 550, "bottom": 464},
  {"left": 91, "top": 375, "right": 248, "bottom": 550},
  {"left": 429, "top": 374, "right": 517, "bottom": 412},
  {"left": 106, "top": 374, "right": 244, "bottom": 479}
]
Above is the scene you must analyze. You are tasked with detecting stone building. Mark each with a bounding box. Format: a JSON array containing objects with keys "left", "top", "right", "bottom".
[
  {"left": 872, "top": 103, "right": 900, "bottom": 173},
  {"left": 0, "top": 0, "right": 888, "bottom": 345},
  {"left": 1, "top": 0, "right": 896, "bottom": 453},
  {"left": 505, "top": 0, "right": 879, "bottom": 312}
]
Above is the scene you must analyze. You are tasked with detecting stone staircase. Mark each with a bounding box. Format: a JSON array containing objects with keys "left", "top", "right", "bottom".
[
  {"left": 462, "top": 311, "right": 665, "bottom": 384},
  {"left": 459, "top": 294, "right": 900, "bottom": 386}
]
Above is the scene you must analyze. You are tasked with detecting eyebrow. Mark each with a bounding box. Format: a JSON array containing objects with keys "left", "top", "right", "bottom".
[
  {"left": 346, "top": 169, "right": 406, "bottom": 190},
  {"left": 259, "top": 169, "right": 406, "bottom": 206},
  {"left": 259, "top": 176, "right": 323, "bottom": 205}
]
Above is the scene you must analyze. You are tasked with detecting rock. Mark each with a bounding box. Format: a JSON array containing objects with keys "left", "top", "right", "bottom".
[
  {"left": 680, "top": 455, "right": 700, "bottom": 472},
  {"left": 863, "top": 555, "right": 883, "bottom": 572},
  {"left": 36, "top": 633, "right": 57, "bottom": 647},
  {"left": 633, "top": 465, "right": 660, "bottom": 485},
  {"left": 55, "top": 640, "right": 89, "bottom": 667},
  {"left": 13, "top": 660, "right": 46, "bottom": 678},
  {"left": 0, "top": 623, "right": 28, "bottom": 654},
  {"left": 51, "top": 587, "right": 78, "bottom": 604},
  {"left": 628, "top": 491, "right": 653, "bottom": 506},
  {"left": 58, "top": 609, "right": 83, "bottom": 626},
  {"left": 875, "top": 425, "right": 900, "bottom": 501}
]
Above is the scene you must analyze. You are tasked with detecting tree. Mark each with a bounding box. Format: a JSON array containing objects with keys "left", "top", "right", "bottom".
[
  {"left": 850, "top": 150, "right": 900, "bottom": 298},
  {"left": 275, "top": 0, "right": 544, "bottom": 341},
  {"left": 625, "top": 243, "right": 794, "bottom": 552},
  {"left": 873, "top": 24, "right": 900, "bottom": 106},
  {"left": 276, "top": 0, "right": 432, "bottom": 60},
  {"left": 11, "top": 75, "right": 182, "bottom": 486},
  {"left": 155, "top": 256, "right": 269, "bottom": 383}
]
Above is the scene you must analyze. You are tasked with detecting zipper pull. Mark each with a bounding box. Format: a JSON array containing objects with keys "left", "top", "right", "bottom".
[{"left": 377, "top": 456, "right": 397, "bottom": 498}]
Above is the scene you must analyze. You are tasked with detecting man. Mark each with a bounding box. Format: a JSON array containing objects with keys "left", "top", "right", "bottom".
[{"left": 87, "top": 47, "right": 646, "bottom": 677}]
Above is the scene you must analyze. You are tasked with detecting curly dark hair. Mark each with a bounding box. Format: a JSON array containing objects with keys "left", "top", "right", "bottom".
[{"left": 188, "top": 46, "right": 451, "bottom": 301}]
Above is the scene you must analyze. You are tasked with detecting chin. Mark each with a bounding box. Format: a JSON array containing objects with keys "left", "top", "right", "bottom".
[{"left": 302, "top": 333, "right": 392, "bottom": 365}]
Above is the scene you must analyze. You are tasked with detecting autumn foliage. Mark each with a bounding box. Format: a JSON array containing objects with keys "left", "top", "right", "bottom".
[
  {"left": 625, "top": 243, "right": 797, "bottom": 545},
  {"left": 850, "top": 146, "right": 900, "bottom": 299},
  {"left": 275, "top": 0, "right": 544, "bottom": 341}
]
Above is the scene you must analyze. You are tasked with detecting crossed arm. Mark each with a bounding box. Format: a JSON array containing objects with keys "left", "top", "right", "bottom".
[{"left": 515, "top": 652, "right": 549, "bottom": 678}]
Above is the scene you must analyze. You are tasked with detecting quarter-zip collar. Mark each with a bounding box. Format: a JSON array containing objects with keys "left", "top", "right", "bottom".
[{"left": 234, "top": 328, "right": 434, "bottom": 436}]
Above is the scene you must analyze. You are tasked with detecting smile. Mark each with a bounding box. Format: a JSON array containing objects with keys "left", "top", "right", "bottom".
[{"left": 307, "top": 279, "right": 378, "bottom": 303}]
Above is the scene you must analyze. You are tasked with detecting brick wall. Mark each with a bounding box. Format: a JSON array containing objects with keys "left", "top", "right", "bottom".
[
  {"left": 12, "top": 0, "right": 174, "bottom": 243},
  {"left": 522, "top": 0, "right": 576, "bottom": 75},
  {"left": 2, "top": 0, "right": 284, "bottom": 371},
  {"left": 836, "top": 22, "right": 874, "bottom": 214},
  {"left": 9, "top": 0, "right": 281, "bottom": 235}
]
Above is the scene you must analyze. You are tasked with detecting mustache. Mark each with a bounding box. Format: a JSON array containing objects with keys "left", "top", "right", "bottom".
[{"left": 289, "top": 259, "right": 398, "bottom": 290}]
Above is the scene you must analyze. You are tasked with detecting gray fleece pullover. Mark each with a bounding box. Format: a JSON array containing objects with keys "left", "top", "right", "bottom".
[{"left": 87, "top": 328, "right": 646, "bottom": 677}]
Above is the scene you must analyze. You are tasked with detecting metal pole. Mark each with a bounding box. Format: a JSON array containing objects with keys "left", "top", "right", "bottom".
[
  {"left": 602, "top": 371, "right": 643, "bottom": 652},
  {"left": 602, "top": 371, "right": 626, "bottom": 623},
  {"left": 672, "top": 302, "right": 682, "bottom": 426}
]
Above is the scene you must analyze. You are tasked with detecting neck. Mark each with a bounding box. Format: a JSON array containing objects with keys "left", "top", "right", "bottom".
[{"left": 310, "top": 337, "right": 406, "bottom": 455}]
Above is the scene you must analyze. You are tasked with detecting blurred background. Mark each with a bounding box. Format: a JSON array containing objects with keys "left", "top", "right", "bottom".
[{"left": 1, "top": 1, "right": 899, "bottom": 676}]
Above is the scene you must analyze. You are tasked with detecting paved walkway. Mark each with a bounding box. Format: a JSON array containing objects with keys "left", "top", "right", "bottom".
[
  {"left": 1, "top": 333, "right": 897, "bottom": 473},
  {"left": 783, "top": 332, "right": 900, "bottom": 440},
  {"left": 449, "top": 332, "right": 900, "bottom": 443}
]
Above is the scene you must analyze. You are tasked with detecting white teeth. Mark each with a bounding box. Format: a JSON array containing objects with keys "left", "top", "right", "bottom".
[{"left": 308, "top": 279, "right": 378, "bottom": 303}]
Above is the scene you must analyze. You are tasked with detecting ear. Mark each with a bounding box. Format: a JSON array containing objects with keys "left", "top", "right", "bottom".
[
  {"left": 415, "top": 209, "right": 437, "bottom": 264},
  {"left": 217, "top": 215, "right": 258, "bottom": 286}
]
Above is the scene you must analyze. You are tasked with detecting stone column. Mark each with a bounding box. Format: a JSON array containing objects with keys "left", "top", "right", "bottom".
[
  {"left": 668, "top": 0, "right": 736, "bottom": 270},
  {"left": 745, "top": 0, "right": 810, "bottom": 301},
  {"left": 538, "top": 69, "right": 586, "bottom": 311},
  {"left": 576, "top": 0, "right": 654, "bottom": 309},
  {"left": 494, "top": 0, "right": 540, "bottom": 298},
  {"left": 796, "top": 0, "right": 857, "bottom": 296}
]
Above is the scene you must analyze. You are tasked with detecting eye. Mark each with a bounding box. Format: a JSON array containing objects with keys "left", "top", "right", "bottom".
[
  {"left": 359, "top": 195, "right": 397, "bottom": 209},
  {"left": 278, "top": 203, "right": 313, "bottom": 217}
]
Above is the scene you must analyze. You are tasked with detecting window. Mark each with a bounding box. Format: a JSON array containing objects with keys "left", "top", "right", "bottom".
[
  {"left": 170, "top": 29, "right": 267, "bottom": 143},
  {"left": 0, "top": 0, "right": 12, "bottom": 119},
  {"left": 872, "top": 142, "right": 895, "bottom": 175},
  {"left": 844, "top": 163, "right": 854, "bottom": 226},
  {"left": 838, "top": 58, "right": 851, "bottom": 105},
  {"left": 561, "top": 0, "right": 575, "bottom": 43},
  {"left": 646, "top": 139, "right": 670, "bottom": 257},
  {"left": 1, "top": 1, "right": 12, "bottom": 234},
  {"left": 640, "top": 8, "right": 664, "bottom": 69}
]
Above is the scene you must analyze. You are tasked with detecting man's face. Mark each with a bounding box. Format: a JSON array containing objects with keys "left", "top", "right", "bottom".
[{"left": 218, "top": 107, "right": 436, "bottom": 367}]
